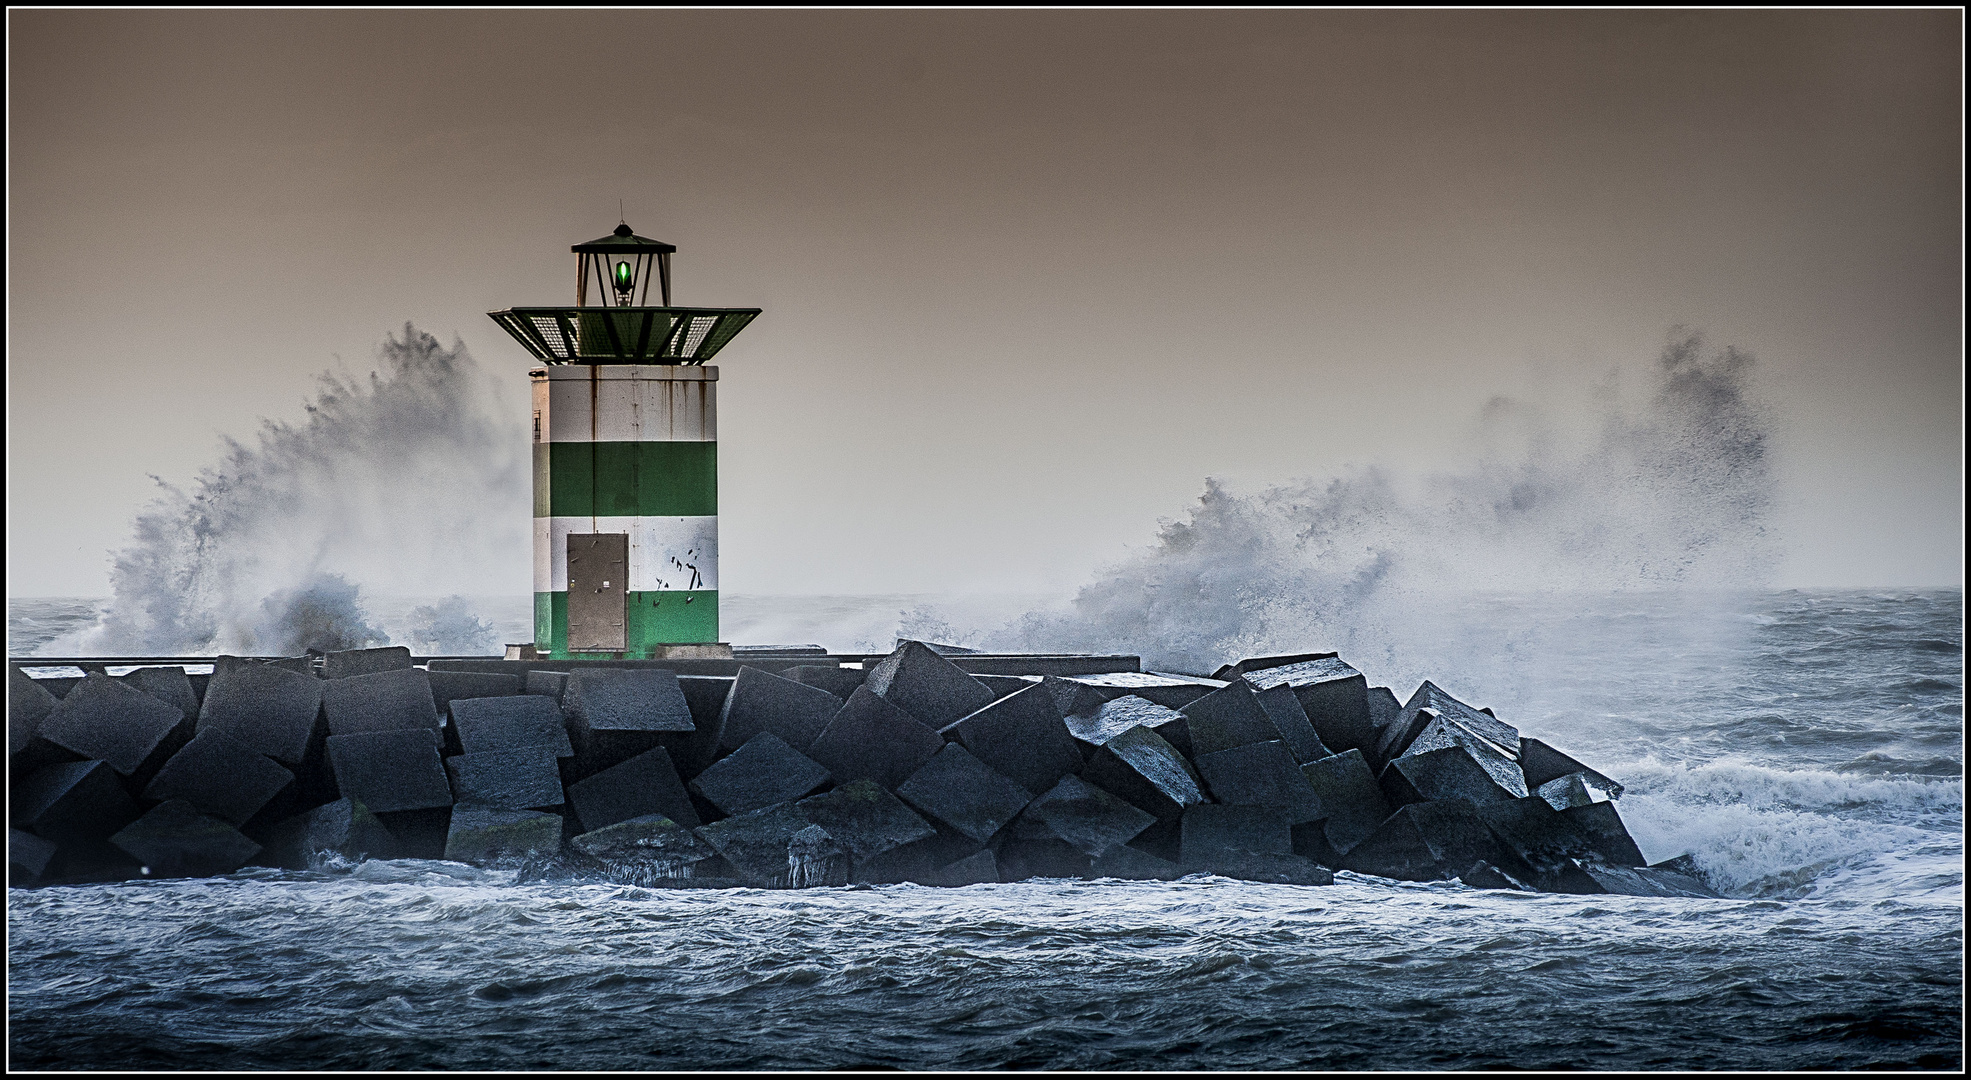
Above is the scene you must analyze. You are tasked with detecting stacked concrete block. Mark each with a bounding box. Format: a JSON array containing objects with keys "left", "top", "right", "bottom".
[
  {"left": 1300, "top": 749, "right": 1392, "bottom": 855},
  {"left": 1194, "top": 740, "right": 1325, "bottom": 824},
  {"left": 109, "top": 800, "right": 261, "bottom": 877},
  {"left": 718, "top": 666, "right": 848, "bottom": 753},
  {"left": 1080, "top": 725, "right": 1204, "bottom": 822},
  {"left": 145, "top": 731, "right": 296, "bottom": 826},
  {"left": 1010, "top": 775, "right": 1156, "bottom": 858},
  {"left": 692, "top": 802, "right": 822, "bottom": 886},
  {"left": 1064, "top": 695, "right": 1192, "bottom": 758},
  {"left": 570, "top": 814, "right": 717, "bottom": 881},
  {"left": 324, "top": 729, "right": 451, "bottom": 814},
  {"left": 15, "top": 760, "right": 139, "bottom": 846},
  {"left": 687, "top": 733, "right": 831, "bottom": 817},
  {"left": 1179, "top": 683, "right": 1282, "bottom": 757},
  {"left": 121, "top": 666, "right": 200, "bottom": 721},
  {"left": 1089, "top": 844, "right": 1182, "bottom": 881},
  {"left": 918, "top": 848, "right": 999, "bottom": 887},
  {"left": 794, "top": 780, "right": 936, "bottom": 868},
  {"left": 1375, "top": 681, "right": 1521, "bottom": 769},
  {"left": 806, "top": 687, "right": 946, "bottom": 791},
  {"left": 1238, "top": 657, "right": 1377, "bottom": 755},
  {"left": 451, "top": 696, "right": 574, "bottom": 758},
  {"left": 322, "top": 668, "right": 442, "bottom": 737},
  {"left": 1212, "top": 652, "right": 1340, "bottom": 680},
  {"left": 1341, "top": 801, "right": 1531, "bottom": 883},
  {"left": 1366, "top": 686, "right": 1403, "bottom": 735},
  {"left": 1520, "top": 737, "right": 1626, "bottom": 798},
  {"left": 37, "top": 672, "right": 188, "bottom": 780},
  {"left": 427, "top": 671, "right": 523, "bottom": 718},
  {"left": 895, "top": 744, "right": 1034, "bottom": 845},
  {"left": 781, "top": 664, "right": 865, "bottom": 701},
  {"left": 197, "top": 660, "right": 324, "bottom": 765},
  {"left": 258, "top": 796, "right": 397, "bottom": 867},
  {"left": 1382, "top": 746, "right": 1522, "bottom": 808},
  {"left": 670, "top": 675, "right": 735, "bottom": 777},
  {"left": 1395, "top": 711, "right": 1528, "bottom": 800},
  {"left": 864, "top": 641, "right": 997, "bottom": 729},
  {"left": 974, "top": 674, "right": 1041, "bottom": 699},
  {"left": 1537, "top": 772, "right": 1623, "bottom": 810},
  {"left": 443, "top": 806, "right": 563, "bottom": 862},
  {"left": 786, "top": 824, "right": 850, "bottom": 887},
  {"left": 1559, "top": 801, "right": 1647, "bottom": 867},
  {"left": 563, "top": 669, "right": 696, "bottom": 772},
  {"left": 1251, "top": 683, "right": 1330, "bottom": 764},
  {"left": 10, "top": 828, "right": 58, "bottom": 883},
  {"left": 524, "top": 670, "right": 568, "bottom": 703},
  {"left": 447, "top": 747, "right": 566, "bottom": 810},
  {"left": 323, "top": 646, "right": 412, "bottom": 679},
  {"left": 940, "top": 683, "right": 1081, "bottom": 797},
  {"left": 1041, "top": 675, "right": 1110, "bottom": 723},
  {"left": 1180, "top": 804, "right": 1293, "bottom": 866},
  {"left": 9, "top": 668, "right": 61, "bottom": 759},
  {"left": 565, "top": 747, "right": 699, "bottom": 832}
]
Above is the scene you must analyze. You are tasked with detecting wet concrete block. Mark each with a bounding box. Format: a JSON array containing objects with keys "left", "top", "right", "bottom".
[
  {"left": 1536, "top": 771, "right": 1624, "bottom": 811},
  {"left": 321, "top": 668, "right": 441, "bottom": 737},
  {"left": 1195, "top": 740, "right": 1325, "bottom": 824},
  {"left": 566, "top": 746, "right": 700, "bottom": 832},
  {"left": 919, "top": 848, "right": 998, "bottom": 887},
  {"left": 37, "top": 672, "right": 186, "bottom": 777},
  {"left": 1300, "top": 749, "right": 1392, "bottom": 855},
  {"left": 259, "top": 796, "right": 397, "bottom": 866},
  {"left": 1518, "top": 737, "right": 1619, "bottom": 794},
  {"left": 427, "top": 671, "right": 522, "bottom": 718},
  {"left": 805, "top": 687, "right": 946, "bottom": 792},
  {"left": 1253, "top": 683, "right": 1330, "bottom": 764},
  {"left": 864, "top": 640, "right": 998, "bottom": 729},
  {"left": 570, "top": 813, "right": 717, "bottom": 879},
  {"left": 375, "top": 807, "right": 453, "bottom": 860},
  {"left": 1340, "top": 800, "right": 1524, "bottom": 882},
  {"left": 941, "top": 683, "right": 1082, "bottom": 797},
  {"left": 323, "top": 646, "right": 412, "bottom": 680},
  {"left": 996, "top": 837, "right": 1092, "bottom": 881},
  {"left": 1041, "top": 675, "right": 1109, "bottom": 722},
  {"left": 10, "top": 827, "right": 58, "bottom": 882},
  {"left": 451, "top": 695, "right": 573, "bottom": 758},
  {"left": 1064, "top": 695, "right": 1191, "bottom": 757},
  {"left": 1179, "top": 682, "right": 1281, "bottom": 757},
  {"left": 664, "top": 675, "right": 734, "bottom": 779},
  {"left": 443, "top": 806, "right": 563, "bottom": 863},
  {"left": 564, "top": 668, "right": 696, "bottom": 736},
  {"left": 1089, "top": 843, "right": 1181, "bottom": 881},
  {"left": 446, "top": 747, "right": 565, "bottom": 810},
  {"left": 1366, "top": 686, "right": 1403, "bottom": 735},
  {"left": 1474, "top": 796, "right": 1599, "bottom": 879},
  {"left": 109, "top": 799, "right": 261, "bottom": 877},
  {"left": 1564, "top": 861, "right": 1724, "bottom": 898},
  {"left": 718, "top": 666, "right": 845, "bottom": 754},
  {"left": 9, "top": 668, "right": 61, "bottom": 757},
  {"left": 1212, "top": 652, "right": 1340, "bottom": 681},
  {"left": 1559, "top": 801, "right": 1647, "bottom": 867},
  {"left": 145, "top": 731, "right": 295, "bottom": 825},
  {"left": 1459, "top": 860, "right": 1534, "bottom": 891},
  {"left": 786, "top": 824, "right": 850, "bottom": 888},
  {"left": 1375, "top": 681, "right": 1520, "bottom": 768},
  {"left": 1179, "top": 804, "right": 1292, "bottom": 866},
  {"left": 794, "top": 779, "right": 936, "bottom": 864},
  {"left": 1055, "top": 671, "right": 1226, "bottom": 710},
  {"left": 14, "top": 760, "right": 138, "bottom": 845},
  {"left": 692, "top": 801, "right": 815, "bottom": 885},
  {"left": 1240, "top": 658, "right": 1377, "bottom": 755},
  {"left": 1382, "top": 746, "right": 1520, "bottom": 808},
  {"left": 1196, "top": 849, "right": 1335, "bottom": 886},
  {"left": 121, "top": 666, "right": 199, "bottom": 720},
  {"left": 687, "top": 732, "right": 831, "bottom": 817},
  {"left": 895, "top": 744, "right": 1034, "bottom": 844},
  {"left": 196, "top": 661, "right": 324, "bottom": 765},
  {"left": 524, "top": 669, "right": 568, "bottom": 703},
  {"left": 1126, "top": 818, "right": 1183, "bottom": 864},
  {"left": 1081, "top": 724, "right": 1205, "bottom": 822},
  {"left": 783, "top": 665, "right": 865, "bottom": 701},
  {"left": 1399, "top": 713, "right": 1527, "bottom": 798},
  {"left": 1010, "top": 775, "right": 1157, "bottom": 857},
  {"left": 853, "top": 823, "right": 981, "bottom": 885},
  {"left": 1290, "top": 820, "right": 1343, "bottom": 867},
  {"left": 324, "top": 728, "right": 451, "bottom": 814}
]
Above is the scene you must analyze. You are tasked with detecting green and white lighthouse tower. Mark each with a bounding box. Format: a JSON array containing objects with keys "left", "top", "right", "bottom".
[{"left": 489, "top": 222, "right": 759, "bottom": 658}]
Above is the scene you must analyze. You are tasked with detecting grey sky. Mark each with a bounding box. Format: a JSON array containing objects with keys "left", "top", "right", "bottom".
[{"left": 7, "top": 10, "right": 1962, "bottom": 598}]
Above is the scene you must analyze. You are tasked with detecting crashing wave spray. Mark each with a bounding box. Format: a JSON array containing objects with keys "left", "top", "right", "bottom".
[
  {"left": 76, "top": 325, "right": 529, "bottom": 656},
  {"left": 991, "top": 330, "right": 1778, "bottom": 675}
]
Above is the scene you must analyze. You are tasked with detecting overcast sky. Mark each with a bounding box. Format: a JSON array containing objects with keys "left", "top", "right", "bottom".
[{"left": 7, "top": 10, "right": 1962, "bottom": 598}]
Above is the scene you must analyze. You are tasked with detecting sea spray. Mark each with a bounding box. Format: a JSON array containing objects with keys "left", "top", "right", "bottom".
[{"left": 74, "top": 325, "right": 528, "bottom": 656}]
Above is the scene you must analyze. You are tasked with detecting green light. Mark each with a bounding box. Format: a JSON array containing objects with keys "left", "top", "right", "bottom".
[{"left": 613, "top": 260, "right": 634, "bottom": 292}]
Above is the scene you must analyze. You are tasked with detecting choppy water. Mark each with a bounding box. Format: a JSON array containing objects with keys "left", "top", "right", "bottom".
[{"left": 8, "top": 589, "right": 1964, "bottom": 1070}]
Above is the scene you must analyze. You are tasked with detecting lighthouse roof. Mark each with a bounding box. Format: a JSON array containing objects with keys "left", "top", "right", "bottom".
[{"left": 572, "top": 222, "right": 677, "bottom": 255}]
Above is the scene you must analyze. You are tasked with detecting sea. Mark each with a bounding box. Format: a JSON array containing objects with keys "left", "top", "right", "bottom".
[{"left": 7, "top": 588, "right": 1963, "bottom": 1070}]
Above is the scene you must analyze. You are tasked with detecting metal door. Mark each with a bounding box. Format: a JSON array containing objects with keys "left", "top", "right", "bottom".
[{"left": 566, "top": 532, "right": 628, "bottom": 652}]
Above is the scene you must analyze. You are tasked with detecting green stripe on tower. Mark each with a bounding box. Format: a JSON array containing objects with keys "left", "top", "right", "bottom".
[
  {"left": 535, "top": 590, "right": 720, "bottom": 657},
  {"left": 545, "top": 441, "right": 718, "bottom": 518}
]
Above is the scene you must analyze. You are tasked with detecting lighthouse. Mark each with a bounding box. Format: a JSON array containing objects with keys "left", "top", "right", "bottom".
[{"left": 489, "top": 222, "right": 760, "bottom": 658}]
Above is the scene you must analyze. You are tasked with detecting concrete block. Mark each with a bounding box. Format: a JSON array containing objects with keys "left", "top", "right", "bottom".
[
  {"left": 447, "top": 747, "right": 565, "bottom": 809},
  {"left": 1459, "top": 861, "right": 1534, "bottom": 891},
  {"left": 995, "top": 838, "right": 1092, "bottom": 881},
  {"left": 1382, "top": 746, "right": 1520, "bottom": 808},
  {"left": 9, "top": 668, "right": 60, "bottom": 757},
  {"left": 1300, "top": 749, "right": 1392, "bottom": 855},
  {"left": 1561, "top": 861, "right": 1724, "bottom": 898},
  {"left": 1064, "top": 695, "right": 1191, "bottom": 757},
  {"left": 443, "top": 806, "right": 563, "bottom": 863},
  {"left": 805, "top": 687, "right": 946, "bottom": 792},
  {"left": 1398, "top": 713, "right": 1528, "bottom": 798},
  {"left": 196, "top": 661, "right": 324, "bottom": 765},
  {"left": 1126, "top": 818, "right": 1183, "bottom": 864},
  {"left": 1520, "top": 736, "right": 1625, "bottom": 796},
  {"left": 121, "top": 666, "right": 199, "bottom": 720},
  {"left": 1240, "top": 657, "right": 1377, "bottom": 755},
  {"left": 322, "top": 646, "right": 412, "bottom": 680},
  {"left": 37, "top": 672, "right": 186, "bottom": 777},
  {"left": 1054, "top": 671, "right": 1226, "bottom": 710},
  {"left": 1375, "top": 681, "right": 1520, "bottom": 768},
  {"left": 692, "top": 802, "right": 816, "bottom": 885},
  {"left": 864, "top": 640, "right": 997, "bottom": 728},
  {"left": 687, "top": 732, "right": 832, "bottom": 817},
  {"left": 1010, "top": 775, "right": 1157, "bottom": 857},
  {"left": 566, "top": 746, "right": 700, "bottom": 832},
  {"left": 321, "top": 668, "right": 441, "bottom": 737},
  {"left": 1081, "top": 724, "right": 1204, "bottom": 822},
  {"left": 1212, "top": 652, "right": 1340, "bottom": 681},
  {"left": 1194, "top": 849, "right": 1334, "bottom": 886},
  {"left": 1088, "top": 843, "right": 1181, "bottom": 881},
  {"left": 564, "top": 668, "right": 696, "bottom": 736},
  {"left": 15, "top": 761, "right": 140, "bottom": 846},
  {"left": 895, "top": 744, "right": 1033, "bottom": 845},
  {"left": 1194, "top": 740, "right": 1325, "bottom": 824},
  {"left": 374, "top": 807, "right": 453, "bottom": 860},
  {"left": 1041, "top": 675, "right": 1109, "bottom": 721},
  {"left": 1179, "top": 804, "right": 1292, "bottom": 866},
  {"left": 524, "top": 669, "right": 567, "bottom": 703},
  {"left": 853, "top": 824, "right": 981, "bottom": 885},
  {"left": 145, "top": 730, "right": 295, "bottom": 825},
  {"left": 1473, "top": 796, "right": 1600, "bottom": 880},
  {"left": 718, "top": 666, "right": 845, "bottom": 753},
  {"left": 1290, "top": 821, "right": 1342, "bottom": 867},
  {"left": 451, "top": 695, "right": 573, "bottom": 757},
  {"left": 260, "top": 797, "right": 396, "bottom": 866},
  {"left": 794, "top": 779, "right": 935, "bottom": 864},
  {"left": 10, "top": 827, "right": 58, "bottom": 881},
  {"left": 1536, "top": 771, "right": 1623, "bottom": 811},
  {"left": 1559, "top": 801, "right": 1647, "bottom": 867},
  {"left": 1253, "top": 683, "right": 1330, "bottom": 764},
  {"left": 1340, "top": 801, "right": 1524, "bottom": 882},
  {"left": 109, "top": 799, "right": 261, "bottom": 877},
  {"left": 427, "top": 671, "right": 522, "bottom": 718},
  {"left": 782, "top": 665, "right": 865, "bottom": 701},
  {"left": 570, "top": 813, "right": 717, "bottom": 879},
  {"left": 941, "top": 683, "right": 1082, "bottom": 797},
  {"left": 666, "top": 675, "right": 735, "bottom": 778},
  {"left": 1179, "top": 682, "right": 1281, "bottom": 757},
  {"left": 786, "top": 824, "right": 850, "bottom": 887},
  {"left": 324, "top": 728, "right": 451, "bottom": 814},
  {"left": 1366, "top": 686, "right": 1402, "bottom": 734},
  {"left": 918, "top": 848, "right": 998, "bottom": 887}
]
